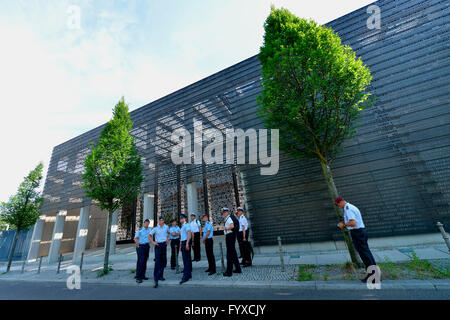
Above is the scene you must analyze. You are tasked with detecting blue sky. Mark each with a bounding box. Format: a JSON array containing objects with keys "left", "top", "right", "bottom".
[{"left": 0, "top": 0, "right": 374, "bottom": 203}]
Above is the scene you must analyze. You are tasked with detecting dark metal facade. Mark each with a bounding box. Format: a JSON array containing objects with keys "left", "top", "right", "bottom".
[{"left": 41, "top": 0, "right": 450, "bottom": 246}]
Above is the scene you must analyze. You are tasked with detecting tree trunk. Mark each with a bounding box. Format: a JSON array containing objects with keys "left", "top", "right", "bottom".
[
  {"left": 6, "top": 229, "right": 20, "bottom": 273},
  {"left": 103, "top": 210, "right": 113, "bottom": 273},
  {"left": 319, "top": 159, "right": 361, "bottom": 268}
]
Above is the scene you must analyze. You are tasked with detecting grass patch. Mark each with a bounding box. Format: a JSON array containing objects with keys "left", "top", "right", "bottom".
[
  {"left": 296, "top": 265, "right": 315, "bottom": 281},
  {"left": 96, "top": 266, "right": 113, "bottom": 278},
  {"left": 379, "top": 257, "right": 402, "bottom": 280},
  {"left": 405, "top": 252, "right": 450, "bottom": 279},
  {"left": 295, "top": 253, "right": 449, "bottom": 281},
  {"left": 130, "top": 269, "right": 136, "bottom": 274}
]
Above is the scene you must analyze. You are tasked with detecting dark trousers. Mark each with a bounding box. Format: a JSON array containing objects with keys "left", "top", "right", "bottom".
[
  {"left": 192, "top": 232, "right": 201, "bottom": 261},
  {"left": 154, "top": 242, "right": 167, "bottom": 282},
  {"left": 136, "top": 243, "right": 149, "bottom": 280},
  {"left": 350, "top": 228, "right": 376, "bottom": 270},
  {"left": 237, "top": 231, "right": 252, "bottom": 265},
  {"left": 170, "top": 238, "right": 180, "bottom": 269},
  {"left": 204, "top": 238, "right": 216, "bottom": 273},
  {"left": 225, "top": 233, "right": 241, "bottom": 274},
  {"left": 181, "top": 240, "right": 192, "bottom": 280}
]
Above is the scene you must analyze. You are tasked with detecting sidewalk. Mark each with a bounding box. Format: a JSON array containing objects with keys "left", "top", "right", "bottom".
[{"left": 1, "top": 242, "right": 449, "bottom": 291}]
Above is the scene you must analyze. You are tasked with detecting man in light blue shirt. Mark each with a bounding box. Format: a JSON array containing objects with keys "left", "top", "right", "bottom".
[
  {"left": 202, "top": 214, "right": 216, "bottom": 275},
  {"left": 149, "top": 216, "right": 170, "bottom": 288},
  {"left": 169, "top": 219, "right": 181, "bottom": 270},
  {"left": 336, "top": 196, "right": 377, "bottom": 283},
  {"left": 134, "top": 219, "right": 151, "bottom": 283},
  {"left": 179, "top": 214, "right": 192, "bottom": 284}
]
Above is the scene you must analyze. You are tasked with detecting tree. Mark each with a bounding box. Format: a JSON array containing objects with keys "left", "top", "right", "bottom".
[
  {"left": 1, "top": 163, "right": 44, "bottom": 272},
  {"left": 82, "top": 97, "right": 144, "bottom": 274},
  {"left": 257, "top": 7, "right": 373, "bottom": 266}
]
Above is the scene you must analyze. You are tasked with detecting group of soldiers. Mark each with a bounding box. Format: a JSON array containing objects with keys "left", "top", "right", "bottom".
[{"left": 134, "top": 206, "right": 253, "bottom": 287}]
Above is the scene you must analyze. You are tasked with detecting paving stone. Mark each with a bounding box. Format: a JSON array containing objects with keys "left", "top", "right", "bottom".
[
  {"left": 316, "top": 254, "right": 349, "bottom": 265},
  {"left": 373, "top": 250, "right": 410, "bottom": 262},
  {"left": 411, "top": 248, "right": 450, "bottom": 260}
]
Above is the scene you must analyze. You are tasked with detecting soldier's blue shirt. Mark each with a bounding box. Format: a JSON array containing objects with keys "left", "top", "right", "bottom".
[
  {"left": 134, "top": 226, "right": 151, "bottom": 244},
  {"left": 169, "top": 225, "right": 181, "bottom": 240},
  {"left": 180, "top": 222, "right": 191, "bottom": 241},
  {"left": 150, "top": 224, "right": 170, "bottom": 242},
  {"left": 344, "top": 203, "right": 365, "bottom": 230},
  {"left": 203, "top": 221, "right": 213, "bottom": 239}
]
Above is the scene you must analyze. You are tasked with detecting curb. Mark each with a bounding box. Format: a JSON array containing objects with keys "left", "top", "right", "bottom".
[{"left": 0, "top": 276, "right": 449, "bottom": 291}]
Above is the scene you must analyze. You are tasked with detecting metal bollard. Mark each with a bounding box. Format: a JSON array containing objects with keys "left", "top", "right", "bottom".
[
  {"left": 436, "top": 222, "right": 450, "bottom": 252},
  {"left": 277, "top": 236, "right": 285, "bottom": 272},
  {"left": 21, "top": 259, "right": 26, "bottom": 274},
  {"left": 37, "top": 256, "right": 42, "bottom": 274},
  {"left": 80, "top": 252, "right": 84, "bottom": 272},
  {"left": 57, "top": 254, "right": 63, "bottom": 274},
  {"left": 219, "top": 242, "right": 225, "bottom": 273}
]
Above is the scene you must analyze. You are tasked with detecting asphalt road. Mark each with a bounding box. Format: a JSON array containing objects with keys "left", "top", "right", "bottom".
[{"left": 1, "top": 281, "right": 450, "bottom": 300}]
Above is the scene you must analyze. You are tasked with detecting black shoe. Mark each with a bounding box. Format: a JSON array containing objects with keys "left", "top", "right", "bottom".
[
  {"left": 180, "top": 278, "right": 190, "bottom": 284},
  {"left": 208, "top": 271, "right": 215, "bottom": 276},
  {"left": 159, "top": 277, "right": 165, "bottom": 281},
  {"left": 143, "top": 277, "right": 149, "bottom": 280},
  {"left": 361, "top": 274, "right": 382, "bottom": 283},
  {"left": 154, "top": 282, "right": 158, "bottom": 288},
  {"left": 205, "top": 269, "right": 211, "bottom": 272},
  {"left": 136, "top": 279, "right": 143, "bottom": 283},
  {"left": 233, "top": 269, "right": 242, "bottom": 273},
  {"left": 223, "top": 272, "right": 232, "bottom": 277},
  {"left": 360, "top": 274, "right": 370, "bottom": 283},
  {"left": 171, "top": 267, "right": 175, "bottom": 270}
]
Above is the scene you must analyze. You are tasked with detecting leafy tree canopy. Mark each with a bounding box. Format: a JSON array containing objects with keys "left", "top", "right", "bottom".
[
  {"left": 82, "top": 97, "right": 144, "bottom": 212},
  {"left": 0, "top": 162, "right": 44, "bottom": 231},
  {"left": 258, "top": 6, "right": 373, "bottom": 163}
]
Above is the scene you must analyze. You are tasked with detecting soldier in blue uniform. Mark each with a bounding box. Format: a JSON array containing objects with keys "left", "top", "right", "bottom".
[
  {"left": 134, "top": 219, "right": 151, "bottom": 283},
  {"left": 149, "top": 216, "right": 170, "bottom": 288},
  {"left": 169, "top": 219, "right": 181, "bottom": 270},
  {"left": 202, "top": 214, "right": 216, "bottom": 275},
  {"left": 179, "top": 214, "right": 192, "bottom": 284},
  {"left": 336, "top": 196, "right": 378, "bottom": 283}
]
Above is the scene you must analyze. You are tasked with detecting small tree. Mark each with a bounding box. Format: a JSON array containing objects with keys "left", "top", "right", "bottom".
[
  {"left": 258, "top": 7, "right": 373, "bottom": 266},
  {"left": 82, "top": 97, "right": 144, "bottom": 274},
  {"left": 1, "top": 163, "right": 44, "bottom": 272}
]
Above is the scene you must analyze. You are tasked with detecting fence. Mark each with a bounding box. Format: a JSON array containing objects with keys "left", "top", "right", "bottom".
[{"left": 0, "top": 228, "right": 33, "bottom": 262}]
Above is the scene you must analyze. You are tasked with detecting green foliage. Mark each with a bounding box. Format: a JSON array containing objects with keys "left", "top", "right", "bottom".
[
  {"left": 82, "top": 97, "right": 144, "bottom": 212},
  {"left": 406, "top": 252, "right": 450, "bottom": 279},
  {"left": 0, "top": 220, "right": 8, "bottom": 231},
  {"left": 296, "top": 265, "right": 315, "bottom": 281},
  {"left": 379, "top": 257, "right": 402, "bottom": 279},
  {"left": 96, "top": 266, "right": 113, "bottom": 278},
  {"left": 0, "top": 163, "right": 44, "bottom": 231},
  {"left": 257, "top": 6, "right": 373, "bottom": 162}
]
